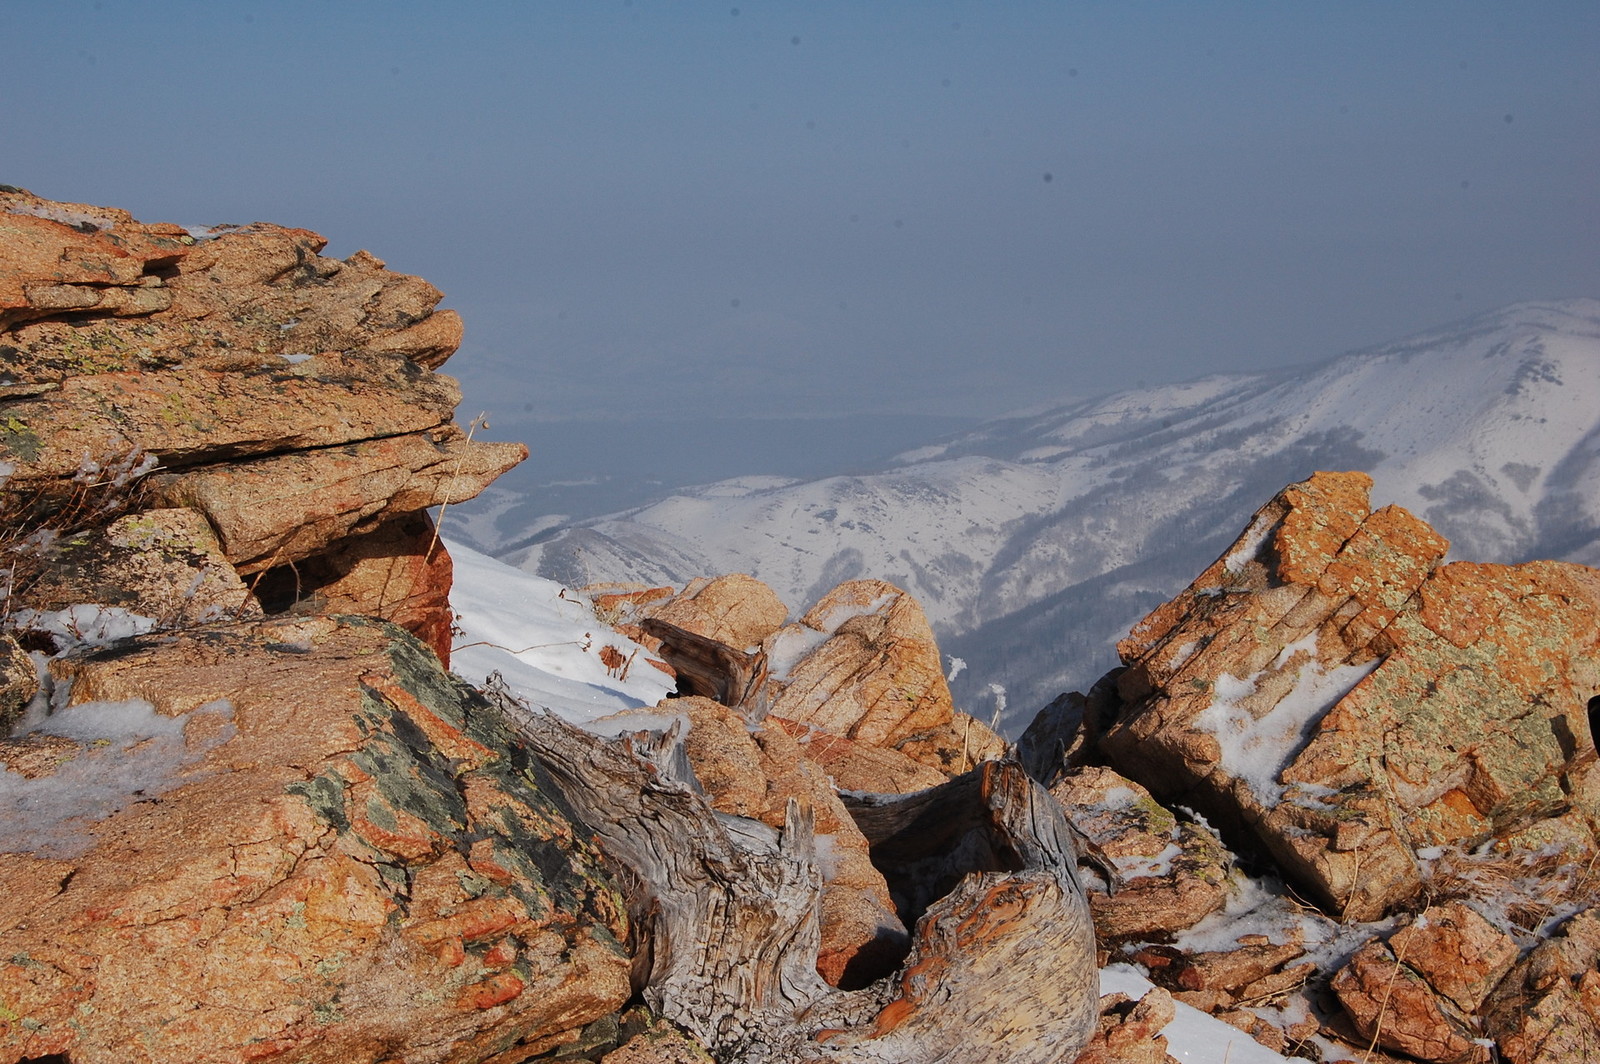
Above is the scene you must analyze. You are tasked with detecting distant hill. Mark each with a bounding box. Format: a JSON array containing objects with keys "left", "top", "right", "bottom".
[{"left": 505, "top": 299, "right": 1600, "bottom": 729}]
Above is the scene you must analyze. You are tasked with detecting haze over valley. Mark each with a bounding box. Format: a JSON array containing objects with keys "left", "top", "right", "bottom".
[{"left": 460, "top": 299, "right": 1600, "bottom": 728}]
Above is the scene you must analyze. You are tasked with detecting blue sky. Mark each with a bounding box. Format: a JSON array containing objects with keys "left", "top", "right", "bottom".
[{"left": 6, "top": 1, "right": 1597, "bottom": 423}]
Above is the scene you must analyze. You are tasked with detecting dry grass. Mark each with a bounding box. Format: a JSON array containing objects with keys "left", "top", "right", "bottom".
[
  {"left": 1423, "top": 846, "right": 1599, "bottom": 942},
  {"left": 0, "top": 450, "right": 156, "bottom": 625}
]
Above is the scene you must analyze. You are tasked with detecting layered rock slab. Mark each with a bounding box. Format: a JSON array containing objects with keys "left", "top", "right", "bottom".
[
  {"left": 1048, "top": 766, "right": 1229, "bottom": 942},
  {"left": 635, "top": 575, "right": 1004, "bottom": 786},
  {"left": 1102, "top": 471, "right": 1600, "bottom": 920},
  {"left": 0, "top": 617, "right": 630, "bottom": 1064},
  {"left": 0, "top": 189, "right": 524, "bottom": 661}
]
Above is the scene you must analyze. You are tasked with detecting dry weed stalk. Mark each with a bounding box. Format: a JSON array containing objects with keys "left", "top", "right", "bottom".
[
  {"left": 1361, "top": 903, "right": 1432, "bottom": 1064},
  {"left": 425, "top": 411, "right": 489, "bottom": 564}
]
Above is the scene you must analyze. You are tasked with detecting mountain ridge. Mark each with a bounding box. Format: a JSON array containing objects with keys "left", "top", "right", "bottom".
[{"left": 506, "top": 298, "right": 1600, "bottom": 727}]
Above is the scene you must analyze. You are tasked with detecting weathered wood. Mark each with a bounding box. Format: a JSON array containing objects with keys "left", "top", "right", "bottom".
[
  {"left": 488, "top": 681, "right": 1098, "bottom": 1063},
  {"left": 493, "top": 694, "right": 829, "bottom": 1058},
  {"left": 831, "top": 761, "right": 1100, "bottom": 1064},
  {"left": 640, "top": 617, "right": 769, "bottom": 707}
]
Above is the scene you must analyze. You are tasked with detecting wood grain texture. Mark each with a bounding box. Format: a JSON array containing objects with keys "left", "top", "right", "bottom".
[{"left": 492, "top": 683, "right": 1097, "bottom": 1064}]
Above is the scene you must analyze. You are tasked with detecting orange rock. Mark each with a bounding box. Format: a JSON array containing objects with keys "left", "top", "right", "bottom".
[
  {"left": 1482, "top": 908, "right": 1600, "bottom": 1064},
  {"left": 0, "top": 197, "right": 188, "bottom": 329},
  {"left": 1103, "top": 472, "right": 1600, "bottom": 921},
  {"left": 769, "top": 716, "right": 948, "bottom": 795},
  {"left": 147, "top": 430, "right": 524, "bottom": 574},
  {"left": 1072, "top": 988, "right": 1181, "bottom": 1064},
  {"left": 1388, "top": 901, "right": 1519, "bottom": 1013},
  {"left": 256, "top": 513, "right": 458, "bottom": 663},
  {"left": 1332, "top": 939, "right": 1488, "bottom": 1063},
  {"left": 648, "top": 574, "right": 788, "bottom": 650},
  {"left": 0, "top": 617, "right": 630, "bottom": 1062},
  {"left": 0, "top": 189, "right": 525, "bottom": 667},
  {"left": 765, "top": 580, "right": 956, "bottom": 755},
  {"left": 457, "top": 972, "right": 526, "bottom": 1011},
  {"left": 1049, "top": 767, "right": 1230, "bottom": 941}
]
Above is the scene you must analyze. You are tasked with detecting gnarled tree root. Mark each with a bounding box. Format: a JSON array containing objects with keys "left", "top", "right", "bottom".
[{"left": 496, "top": 691, "right": 1098, "bottom": 1064}]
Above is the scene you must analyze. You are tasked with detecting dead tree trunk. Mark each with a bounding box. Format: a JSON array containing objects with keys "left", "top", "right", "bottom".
[{"left": 494, "top": 689, "right": 1098, "bottom": 1064}]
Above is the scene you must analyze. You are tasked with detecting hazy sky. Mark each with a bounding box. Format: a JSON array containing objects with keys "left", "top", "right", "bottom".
[{"left": 7, "top": 1, "right": 1597, "bottom": 424}]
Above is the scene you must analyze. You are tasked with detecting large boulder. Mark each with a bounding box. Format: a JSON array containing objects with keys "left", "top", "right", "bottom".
[
  {"left": 0, "top": 616, "right": 631, "bottom": 1063},
  {"left": 635, "top": 575, "right": 1005, "bottom": 784},
  {"left": 763, "top": 580, "right": 957, "bottom": 749},
  {"left": 1101, "top": 471, "right": 1600, "bottom": 920}
]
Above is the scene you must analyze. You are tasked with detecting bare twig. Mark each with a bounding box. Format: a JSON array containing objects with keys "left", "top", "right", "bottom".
[
  {"left": 451, "top": 636, "right": 593, "bottom": 656},
  {"left": 426, "top": 411, "right": 488, "bottom": 564},
  {"left": 1362, "top": 904, "right": 1431, "bottom": 1063}
]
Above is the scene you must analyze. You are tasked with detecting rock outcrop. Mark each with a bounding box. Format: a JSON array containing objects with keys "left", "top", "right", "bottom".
[
  {"left": 1100, "top": 470, "right": 1600, "bottom": 922},
  {"left": 631, "top": 575, "right": 1005, "bottom": 788},
  {"left": 0, "top": 617, "right": 630, "bottom": 1063},
  {"left": 0, "top": 189, "right": 524, "bottom": 662},
  {"left": 17, "top": 192, "right": 1600, "bottom": 1064},
  {"left": 1033, "top": 470, "right": 1600, "bottom": 1062},
  {"left": 3, "top": 192, "right": 1103, "bottom": 1064}
]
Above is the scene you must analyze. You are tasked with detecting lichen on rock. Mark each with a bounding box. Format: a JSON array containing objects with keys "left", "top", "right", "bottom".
[{"left": 0, "top": 617, "right": 631, "bottom": 1064}]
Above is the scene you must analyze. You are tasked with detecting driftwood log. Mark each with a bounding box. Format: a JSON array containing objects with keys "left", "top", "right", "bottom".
[{"left": 490, "top": 682, "right": 1098, "bottom": 1064}]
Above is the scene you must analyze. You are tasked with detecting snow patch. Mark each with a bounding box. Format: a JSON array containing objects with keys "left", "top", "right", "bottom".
[
  {"left": 583, "top": 708, "right": 690, "bottom": 739},
  {"left": 1195, "top": 640, "right": 1378, "bottom": 803},
  {"left": 1222, "top": 511, "right": 1276, "bottom": 575},
  {"left": 765, "top": 625, "right": 833, "bottom": 681},
  {"left": 813, "top": 833, "right": 842, "bottom": 879},
  {"left": 1114, "top": 841, "right": 1184, "bottom": 879},
  {"left": 446, "top": 539, "right": 676, "bottom": 728},
  {"left": 181, "top": 223, "right": 246, "bottom": 242},
  {"left": 11, "top": 605, "right": 158, "bottom": 648},
  {"left": 809, "top": 590, "right": 897, "bottom": 635},
  {"left": 5, "top": 201, "right": 111, "bottom": 230},
  {"left": 894, "top": 443, "right": 950, "bottom": 464},
  {"left": 1, "top": 698, "right": 235, "bottom": 858}
]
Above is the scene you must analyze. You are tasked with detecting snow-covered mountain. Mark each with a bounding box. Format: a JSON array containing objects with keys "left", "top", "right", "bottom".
[{"left": 504, "top": 299, "right": 1600, "bottom": 729}]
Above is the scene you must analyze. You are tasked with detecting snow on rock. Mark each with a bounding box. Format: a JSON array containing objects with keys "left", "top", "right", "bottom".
[
  {"left": 0, "top": 698, "right": 234, "bottom": 858},
  {"left": 1105, "top": 470, "right": 1600, "bottom": 923},
  {"left": 1098, "top": 965, "right": 1293, "bottom": 1063}
]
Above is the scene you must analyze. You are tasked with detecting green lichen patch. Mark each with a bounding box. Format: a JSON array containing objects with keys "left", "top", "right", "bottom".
[
  {"left": 286, "top": 771, "right": 351, "bottom": 834},
  {"left": 282, "top": 623, "right": 629, "bottom": 956},
  {"left": 0, "top": 414, "right": 41, "bottom": 463},
  {"left": 348, "top": 699, "right": 470, "bottom": 838}
]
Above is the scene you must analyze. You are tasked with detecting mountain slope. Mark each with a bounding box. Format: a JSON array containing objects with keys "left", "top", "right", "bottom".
[{"left": 508, "top": 299, "right": 1600, "bottom": 728}]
